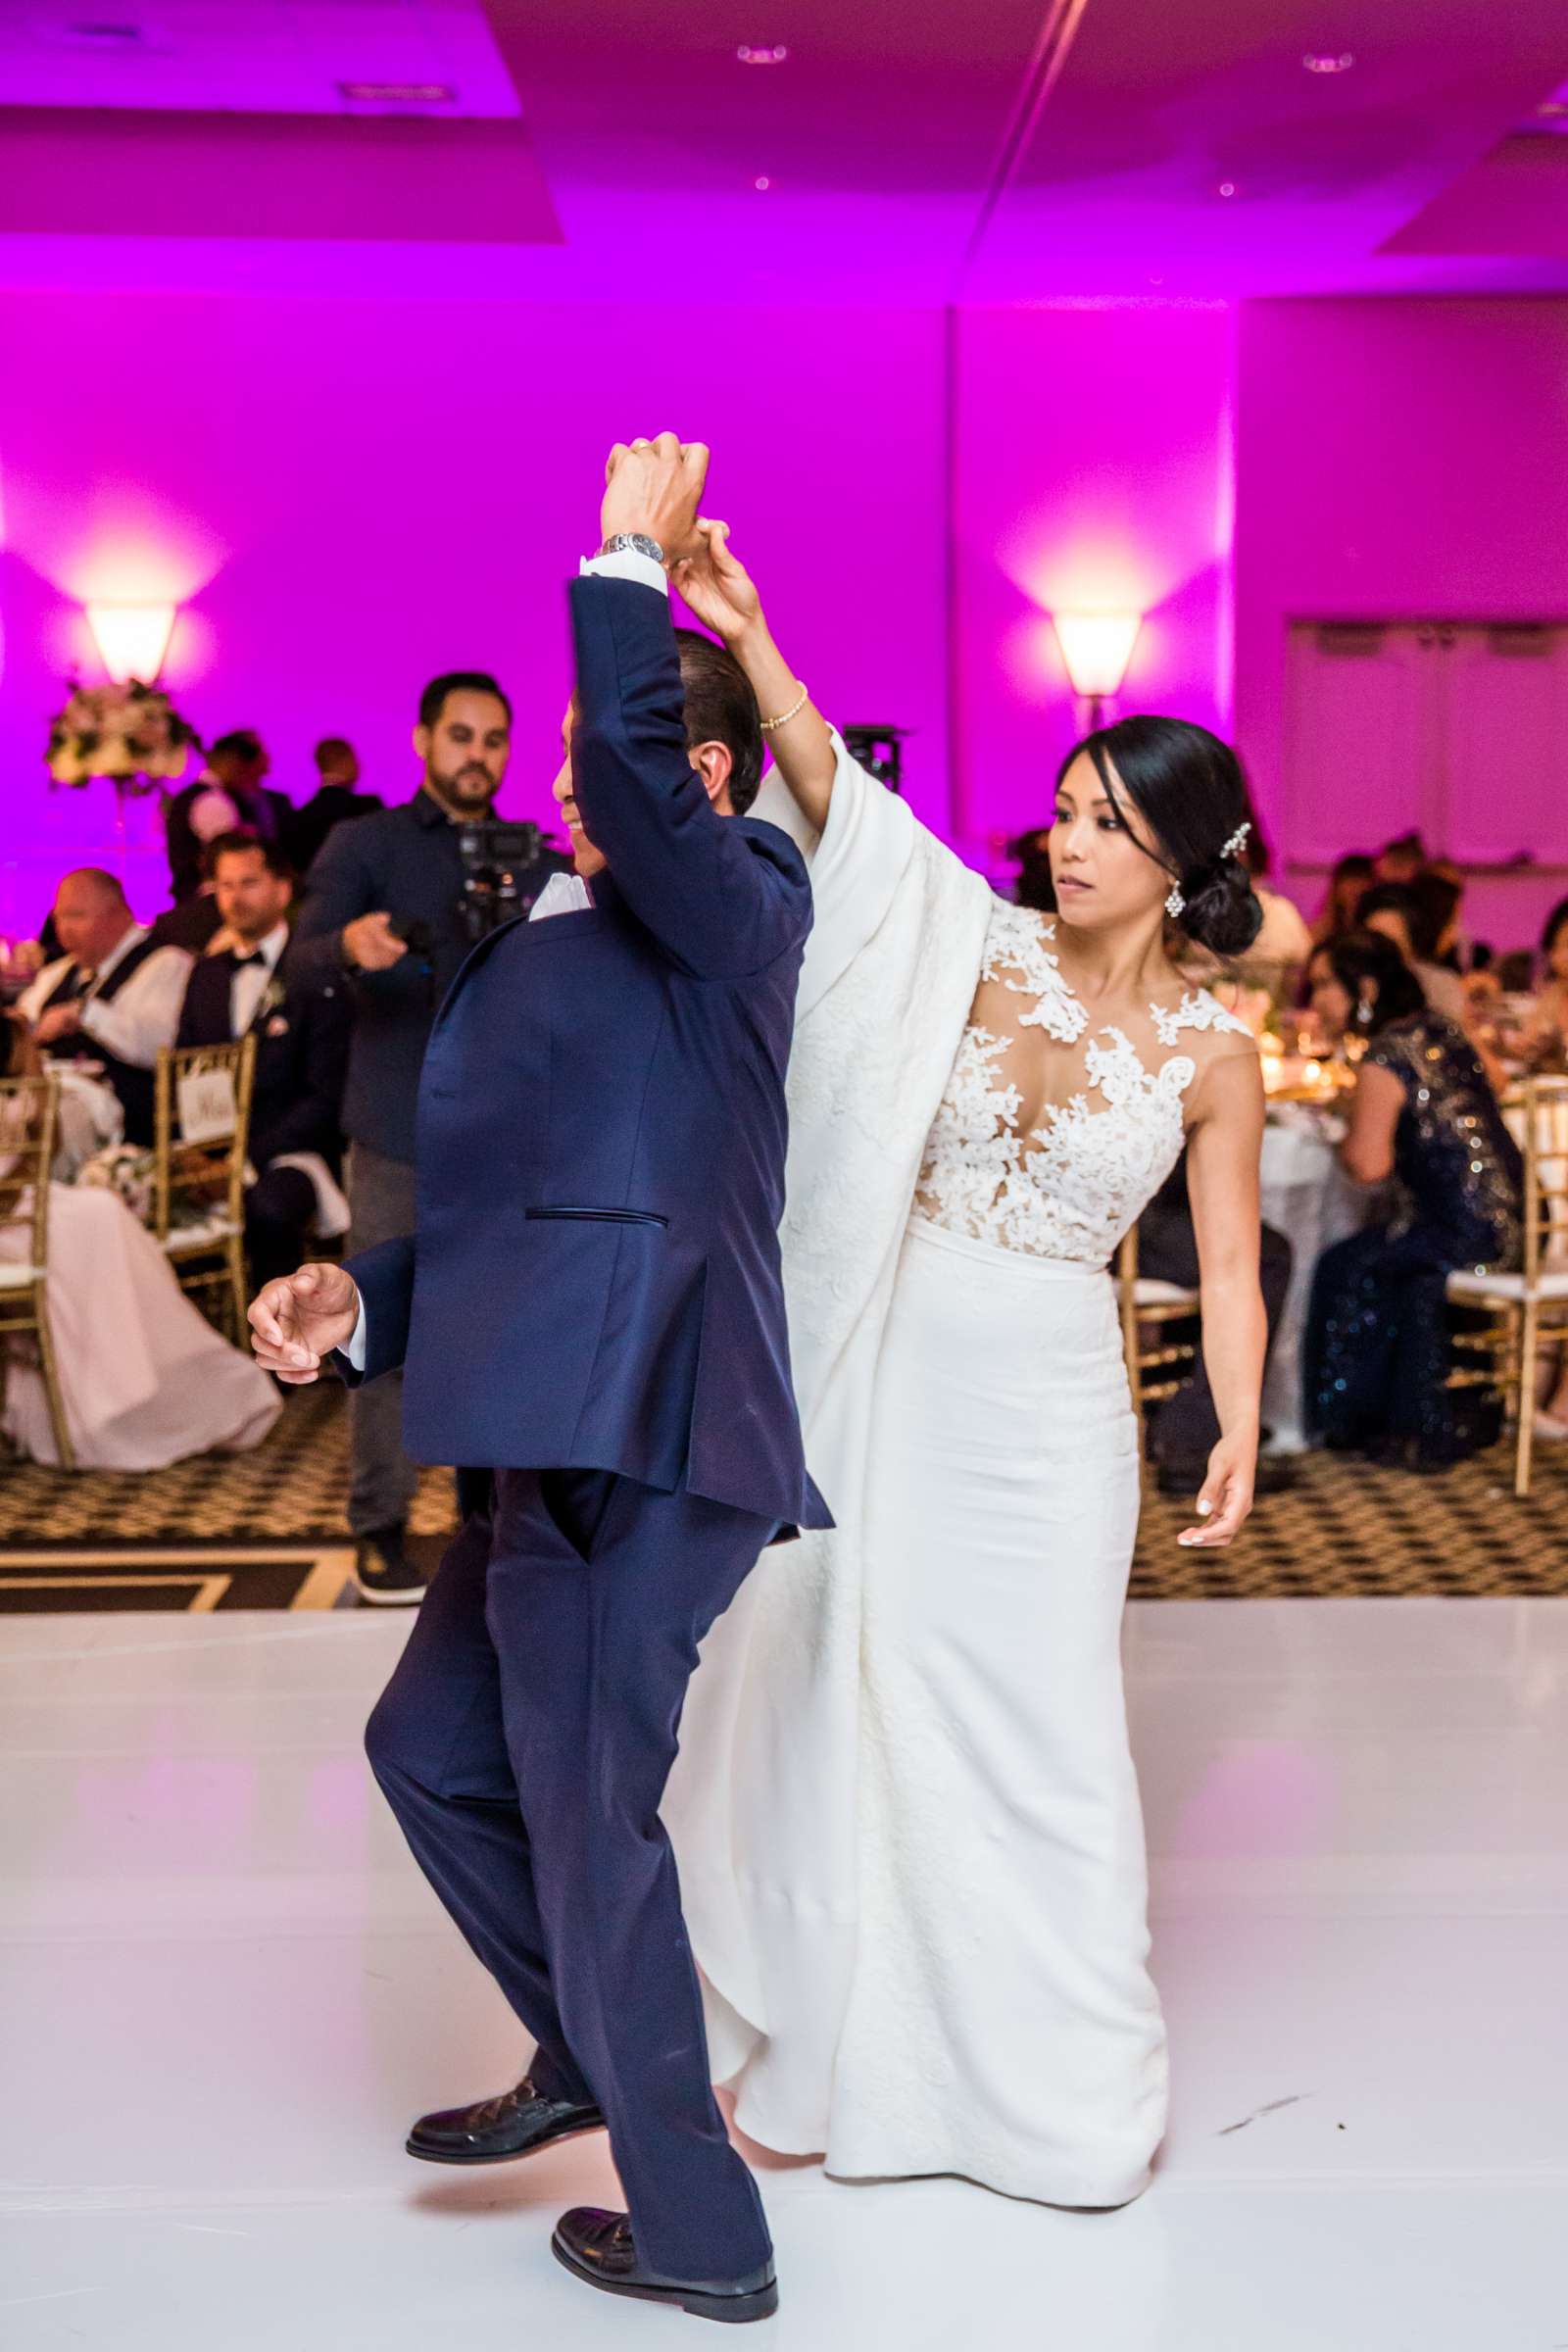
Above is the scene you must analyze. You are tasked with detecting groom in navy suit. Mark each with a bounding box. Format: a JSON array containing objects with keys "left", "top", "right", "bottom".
[{"left": 248, "top": 435, "right": 825, "bottom": 2324}]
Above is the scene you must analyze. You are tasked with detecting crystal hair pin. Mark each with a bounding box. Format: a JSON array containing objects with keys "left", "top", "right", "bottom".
[{"left": 1220, "top": 821, "right": 1251, "bottom": 859}]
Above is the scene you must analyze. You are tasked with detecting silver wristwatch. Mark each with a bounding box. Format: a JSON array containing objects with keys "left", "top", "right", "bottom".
[{"left": 600, "top": 532, "right": 665, "bottom": 566}]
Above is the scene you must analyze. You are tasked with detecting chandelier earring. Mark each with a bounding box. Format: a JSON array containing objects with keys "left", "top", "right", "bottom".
[{"left": 1164, "top": 882, "right": 1186, "bottom": 920}]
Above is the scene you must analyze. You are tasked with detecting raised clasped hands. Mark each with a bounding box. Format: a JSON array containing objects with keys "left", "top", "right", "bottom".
[
  {"left": 601, "top": 432, "right": 709, "bottom": 566},
  {"left": 669, "top": 519, "right": 763, "bottom": 650},
  {"left": 248, "top": 1261, "right": 362, "bottom": 1385}
]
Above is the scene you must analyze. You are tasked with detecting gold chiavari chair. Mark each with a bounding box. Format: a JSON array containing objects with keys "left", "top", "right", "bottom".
[
  {"left": 0, "top": 1070, "right": 73, "bottom": 1467},
  {"left": 152, "top": 1037, "right": 257, "bottom": 1340},
  {"left": 1115, "top": 1223, "right": 1201, "bottom": 1422},
  {"left": 1445, "top": 1074, "right": 1568, "bottom": 1498}
]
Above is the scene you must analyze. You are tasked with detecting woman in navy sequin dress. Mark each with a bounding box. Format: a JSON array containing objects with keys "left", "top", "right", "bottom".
[{"left": 1304, "top": 933, "right": 1523, "bottom": 1468}]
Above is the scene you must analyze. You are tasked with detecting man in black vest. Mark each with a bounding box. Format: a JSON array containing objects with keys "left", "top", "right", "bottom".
[
  {"left": 18, "top": 870, "right": 192, "bottom": 1149},
  {"left": 176, "top": 833, "right": 351, "bottom": 1291}
]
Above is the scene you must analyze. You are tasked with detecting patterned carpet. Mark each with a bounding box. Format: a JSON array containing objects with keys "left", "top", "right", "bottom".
[{"left": 0, "top": 1385, "right": 1564, "bottom": 1608}]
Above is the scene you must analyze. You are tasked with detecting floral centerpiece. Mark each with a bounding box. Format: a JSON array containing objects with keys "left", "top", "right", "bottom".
[{"left": 46, "top": 680, "right": 199, "bottom": 799}]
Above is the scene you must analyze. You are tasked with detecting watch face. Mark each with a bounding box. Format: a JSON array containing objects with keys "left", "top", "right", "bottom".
[{"left": 604, "top": 532, "right": 664, "bottom": 564}]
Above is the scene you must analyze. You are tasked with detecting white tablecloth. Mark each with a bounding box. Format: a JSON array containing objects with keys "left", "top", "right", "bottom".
[{"left": 1259, "top": 1108, "right": 1373, "bottom": 1451}]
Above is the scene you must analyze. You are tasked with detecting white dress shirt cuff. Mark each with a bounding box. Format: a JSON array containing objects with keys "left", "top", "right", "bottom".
[
  {"left": 345, "top": 1298, "right": 368, "bottom": 1373},
  {"left": 580, "top": 549, "right": 669, "bottom": 597}
]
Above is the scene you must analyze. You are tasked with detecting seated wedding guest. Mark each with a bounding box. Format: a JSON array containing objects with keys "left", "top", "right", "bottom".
[
  {"left": 16, "top": 869, "right": 192, "bottom": 1148},
  {"left": 0, "top": 1017, "right": 280, "bottom": 1469},
  {"left": 1302, "top": 932, "right": 1523, "bottom": 1469},
  {"left": 0, "top": 1011, "right": 117, "bottom": 1176},
  {"left": 1138, "top": 1156, "right": 1296, "bottom": 1496},
  {"left": 1375, "top": 830, "right": 1427, "bottom": 885},
  {"left": 286, "top": 738, "right": 384, "bottom": 878},
  {"left": 175, "top": 832, "right": 350, "bottom": 1288},
  {"left": 1357, "top": 882, "right": 1467, "bottom": 1022},
  {"left": 164, "top": 729, "right": 292, "bottom": 936},
  {"left": 1527, "top": 896, "right": 1568, "bottom": 1054},
  {"left": 1312, "top": 852, "right": 1374, "bottom": 946},
  {"left": 1409, "top": 868, "right": 1465, "bottom": 971},
  {"left": 1529, "top": 906, "right": 1568, "bottom": 1438}
]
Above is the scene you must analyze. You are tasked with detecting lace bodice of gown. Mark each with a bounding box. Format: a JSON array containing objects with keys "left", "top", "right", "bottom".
[{"left": 914, "top": 900, "right": 1254, "bottom": 1266}]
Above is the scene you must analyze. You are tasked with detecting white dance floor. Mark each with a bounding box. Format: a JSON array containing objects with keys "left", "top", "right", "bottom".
[{"left": 2, "top": 1595, "right": 1563, "bottom": 2349}]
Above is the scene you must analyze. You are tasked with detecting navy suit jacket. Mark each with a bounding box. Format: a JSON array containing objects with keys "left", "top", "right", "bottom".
[{"left": 345, "top": 574, "right": 830, "bottom": 1534}]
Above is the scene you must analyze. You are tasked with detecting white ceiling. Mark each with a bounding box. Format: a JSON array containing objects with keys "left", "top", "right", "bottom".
[
  {"left": 0, "top": 0, "right": 1565, "bottom": 305},
  {"left": 0, "top": 1, "right": 520, "bottom": 114}
]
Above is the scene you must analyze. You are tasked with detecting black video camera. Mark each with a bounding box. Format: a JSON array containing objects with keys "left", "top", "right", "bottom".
[{"left": 454, "top": 819, "right": 553, "bottom": 942}]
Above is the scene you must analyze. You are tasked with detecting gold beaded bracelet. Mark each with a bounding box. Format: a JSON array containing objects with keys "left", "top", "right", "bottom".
[{"left": 760, "top": 682, "right": 809, "bottom": 734}]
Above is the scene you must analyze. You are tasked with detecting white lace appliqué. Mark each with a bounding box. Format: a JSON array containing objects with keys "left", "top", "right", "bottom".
[
  {"left": 1150, "top": 990, "right": 1250, "bottom": 1050},
  {"left": 980, "top": 900, "right": 1088, "bottom": 1048},
  {"left": 915, "top": 906, "right": 1252, "bottom": 1265}
]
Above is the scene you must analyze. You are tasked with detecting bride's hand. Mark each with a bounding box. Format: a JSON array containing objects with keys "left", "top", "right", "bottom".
[
  {"left": 1177, "top": 1431, "right": 1255, "bottom": 1547},
  {"left": 670, "top": 520, "right": 763, "bottom": 648}
]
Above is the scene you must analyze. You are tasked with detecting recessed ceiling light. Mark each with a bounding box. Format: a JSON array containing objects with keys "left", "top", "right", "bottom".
[
  {"left": 737, "top": 44, "right": 788, "bottom": 65},
  {"left": 1302, "top": 52, "right": 1355, "bottom": 74},
  {"left": 754, "top": 175, "right": 773, "bottom": 191},
  {"left": 338, "top": 81, "right": 457, "bottom": 104},
  {"left": 1216, "top": 180, "right": 1238, "bottom": 199}
]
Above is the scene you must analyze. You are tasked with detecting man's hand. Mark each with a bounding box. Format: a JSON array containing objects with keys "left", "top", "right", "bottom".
[
  {"left": 670, "top": 520, "right": 763, "bottom": 650},
  {"left": 341, "top": 911, "right": 407, "bottom": 972},
  {"left": 601, "top": 433, "right": 709, "bottom": 565},
  {"left": 248, "top": 1262, "right": 362, "bottom": 1384},
  {"left": 31, "top": 1003, "right": 82, "bottom": 1048}
]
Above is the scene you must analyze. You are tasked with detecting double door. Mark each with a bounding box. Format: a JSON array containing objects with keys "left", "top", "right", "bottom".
[{"left": 1283, "top": 619, "right": 1568, "bottom": 870}]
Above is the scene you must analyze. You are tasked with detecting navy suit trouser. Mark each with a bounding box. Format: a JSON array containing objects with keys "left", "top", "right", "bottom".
[{"left": 365, "top": 1465, "right": 774, "bottom": 2282}]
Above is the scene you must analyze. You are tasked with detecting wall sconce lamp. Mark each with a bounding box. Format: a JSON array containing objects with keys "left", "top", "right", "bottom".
[
  {"left": 85, "top": 602, "right": 177, "bottom": 685},
  {"left": 1052, "top": 612, "right": 1142, "bottom": 729}
]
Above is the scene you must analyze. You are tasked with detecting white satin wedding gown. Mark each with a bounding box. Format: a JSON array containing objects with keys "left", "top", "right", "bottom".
[{"left": 665, "top": 740, "right": 1253, "bottom": 2209}]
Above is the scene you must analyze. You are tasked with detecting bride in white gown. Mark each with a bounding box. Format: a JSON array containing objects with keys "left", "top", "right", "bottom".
[{"left": 662, "top": 527, "right": 1267, "bottom": 2209}]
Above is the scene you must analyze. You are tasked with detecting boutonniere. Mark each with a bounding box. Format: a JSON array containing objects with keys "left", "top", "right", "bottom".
[
  {"left": 265, "top": 1013, "right": 290, "bottom": 1038},
  {"left": 259, "top": 975, "right": 287, "bottom": 1019}
]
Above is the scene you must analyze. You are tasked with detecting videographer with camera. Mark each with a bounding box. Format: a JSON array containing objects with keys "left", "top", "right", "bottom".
[{"left": 288, "top": 671, "right": 567, "bottom": 1602}]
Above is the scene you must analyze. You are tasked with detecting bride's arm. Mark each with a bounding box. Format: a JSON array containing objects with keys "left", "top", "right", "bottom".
[
  {"left": 1178, "top": 1050, "right": 1267, "bottom": 1550},
  {"left": 671, "top": 522, "right": 837, "bottom": 834}
]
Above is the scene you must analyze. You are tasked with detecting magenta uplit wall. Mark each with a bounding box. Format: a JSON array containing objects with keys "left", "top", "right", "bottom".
[
  {"left": 952, "top": 303, "right": 1236, "bottom": 857},
  {"left": 0, "top": 290, "right": 948, "bottom": 931},
  {"left": 8, "top": 278, "right": 1568, "bottom": 949},
  {"left": 1235, "top": 297, "right": 1568, "bottom": 939}
]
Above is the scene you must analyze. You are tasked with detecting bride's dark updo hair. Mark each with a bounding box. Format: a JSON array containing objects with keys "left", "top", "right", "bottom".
[{"left": 1058, "top": 713, "right": 1264, "bottom": 959}]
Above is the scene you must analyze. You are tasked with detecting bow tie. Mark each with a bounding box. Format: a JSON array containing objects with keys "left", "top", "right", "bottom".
[{"left": 232, "top": 951, "right": 268, "bottom": 969}]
